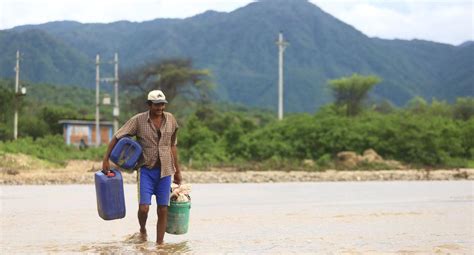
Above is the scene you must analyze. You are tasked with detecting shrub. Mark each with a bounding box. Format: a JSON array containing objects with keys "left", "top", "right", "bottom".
[{"left": 0, "top": 135, "right": 105, "bottom": 165}]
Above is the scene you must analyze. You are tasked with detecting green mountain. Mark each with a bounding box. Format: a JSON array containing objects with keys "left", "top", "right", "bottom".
[
  {"left": 0, "top": 29, "right": 93, "bottom": 86},
  {"left": 1, "top": 0, "right": 472, "bottom": 112}
]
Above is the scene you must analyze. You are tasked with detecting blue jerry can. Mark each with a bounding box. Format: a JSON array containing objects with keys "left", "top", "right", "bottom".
[
  {"left": 110, "top": 137, "right": 142, "bottom": 169},
  {"left": 95, "top": 169, "right": 126, "bottom": 220}
]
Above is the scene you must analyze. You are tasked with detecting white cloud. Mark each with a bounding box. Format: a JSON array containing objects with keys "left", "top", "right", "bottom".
[{"left": 313, "top": 0, "right": 473, "bottom": 45}]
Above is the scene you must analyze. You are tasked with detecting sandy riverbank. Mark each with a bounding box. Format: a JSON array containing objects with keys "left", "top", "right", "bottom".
[{"left": 1, "top": 159, "right": 473, "bottom": 185}]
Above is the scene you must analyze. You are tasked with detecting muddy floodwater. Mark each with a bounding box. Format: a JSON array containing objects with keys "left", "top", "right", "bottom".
[{"left": 1, "top": 181, "right": 473, "bottom": 254}]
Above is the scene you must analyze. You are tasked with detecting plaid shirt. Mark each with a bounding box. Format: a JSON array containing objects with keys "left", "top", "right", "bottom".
[{"left": 114, "top": 111, "right": 179, "bottom": 178}]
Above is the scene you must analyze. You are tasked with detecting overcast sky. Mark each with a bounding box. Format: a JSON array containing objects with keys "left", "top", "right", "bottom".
[{"left": 1, "top": 0, "right": 472, "bottom": 45}]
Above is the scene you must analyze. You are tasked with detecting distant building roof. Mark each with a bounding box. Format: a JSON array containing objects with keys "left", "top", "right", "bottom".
[{"left": 58, "top": 120, "right": 114, "bottom": 126}]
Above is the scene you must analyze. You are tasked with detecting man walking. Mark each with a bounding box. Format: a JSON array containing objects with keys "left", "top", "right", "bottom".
[{"left": 102, "top": 90, "right": 181, "bottom": 244}]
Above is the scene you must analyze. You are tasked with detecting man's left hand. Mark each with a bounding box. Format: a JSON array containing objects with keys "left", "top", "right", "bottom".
[{"left": 173, "top": 172, "right": 182, "bottom": 185}]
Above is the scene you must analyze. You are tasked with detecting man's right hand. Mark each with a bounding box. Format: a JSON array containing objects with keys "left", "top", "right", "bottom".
[
  {"left": 102, "top": 159, "right": 110, "bottom": 174},
  {"left": 101, "top": 136, "right": 118, "bottom": 174}
]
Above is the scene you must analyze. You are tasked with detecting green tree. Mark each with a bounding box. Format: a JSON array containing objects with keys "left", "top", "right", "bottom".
[
  {"left": 122, "top": 58, "right": 213, "bottom": 112},
  {"left": 453, "top": 97, "right": 474, "bottom": 121},
  {"left": 179, "top": 115, "right": 227, "bottom": 165},
  {"left": 0, "top": 83, "right": 14, "bottom": 140},
  {"left": 373, "top": 99, "right": 395, "bottom": 114},
  {"left": 39, "top": 106, "right": 80, "bottom": 134},
  {"left": 329, "top": 74, "right": 381, "bottom": 116},
  {"left": 428, "top": 99, "right": 452, "bottom": 118},
  {"left": 18, "top": 116, "right": 50, "bottom": 139}
]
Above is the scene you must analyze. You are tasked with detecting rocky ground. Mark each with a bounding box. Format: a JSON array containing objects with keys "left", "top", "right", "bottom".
[{"left": 1, "top": 159, "right": 473, "bottom": 185}]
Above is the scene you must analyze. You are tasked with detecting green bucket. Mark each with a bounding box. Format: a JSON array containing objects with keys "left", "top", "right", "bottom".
[{"left": 166, "top": 201, "right": 191, "bottom": 235}]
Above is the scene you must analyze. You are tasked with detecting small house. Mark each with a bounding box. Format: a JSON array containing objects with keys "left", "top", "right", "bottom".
[{"left": 58, "top": 120, "right": 114, "bottom": 146}]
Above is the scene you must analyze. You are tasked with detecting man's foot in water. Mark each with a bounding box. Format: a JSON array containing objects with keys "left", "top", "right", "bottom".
[
  {"left": 125, "top": 232, "right": 147, "bottom": 244},
  {"left": 138, "top": 228, "right": 147, "bottom": 242}
]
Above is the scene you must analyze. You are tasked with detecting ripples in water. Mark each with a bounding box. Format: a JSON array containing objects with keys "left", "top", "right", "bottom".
[{"left": 72, "top": 234, "right": 191, "bottom": 254}]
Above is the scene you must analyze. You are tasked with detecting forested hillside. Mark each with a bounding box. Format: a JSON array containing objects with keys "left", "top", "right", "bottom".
[{"left": 1, "top": 0, "right": 472, "bottom": 112}]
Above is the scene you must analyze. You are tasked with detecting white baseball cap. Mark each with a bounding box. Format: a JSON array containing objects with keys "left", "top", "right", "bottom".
[{"left": 147, "top": 90, "right": 168, "bottom": 104}]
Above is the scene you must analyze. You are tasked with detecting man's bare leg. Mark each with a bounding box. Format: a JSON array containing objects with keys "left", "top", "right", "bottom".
[
  {"left": 156, "top": 205, "right": 168, "bottom": 244},
  {"left": 138, "top": 204, "right": 150, "bottom": 235}
]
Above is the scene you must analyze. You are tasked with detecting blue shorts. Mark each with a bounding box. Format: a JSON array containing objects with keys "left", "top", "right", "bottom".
[{"left": 138, "top": 166, "right": 171, "bottom": 206}]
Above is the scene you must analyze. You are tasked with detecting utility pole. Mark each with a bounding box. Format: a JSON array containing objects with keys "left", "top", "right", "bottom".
[
  {"left": 13, "top": 50, "right": 27, "bottom": 140},
  {"left": 276, "top": 32, "right": 289, "bottom": 120},
  {"left": 95, "top": 53, "right": 120, "bottom": 146},
  {"left": 13, "top": 50, "right": 20, "bottom": 140},
  {"left": 113, "top": 53, "right": 119, "bottom": 133},
  {"left": 95, "top": 54, "right": 100, "bottom": 147}
]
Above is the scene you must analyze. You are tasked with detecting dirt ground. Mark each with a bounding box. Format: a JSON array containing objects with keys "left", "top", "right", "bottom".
[{"left": 1, "top": 156, "right": 473, "bottom": 185}]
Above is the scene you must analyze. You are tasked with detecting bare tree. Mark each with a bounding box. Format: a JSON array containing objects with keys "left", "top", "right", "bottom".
[{"left": 122, "top": 58, "right": 213, "bottom": 111}]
